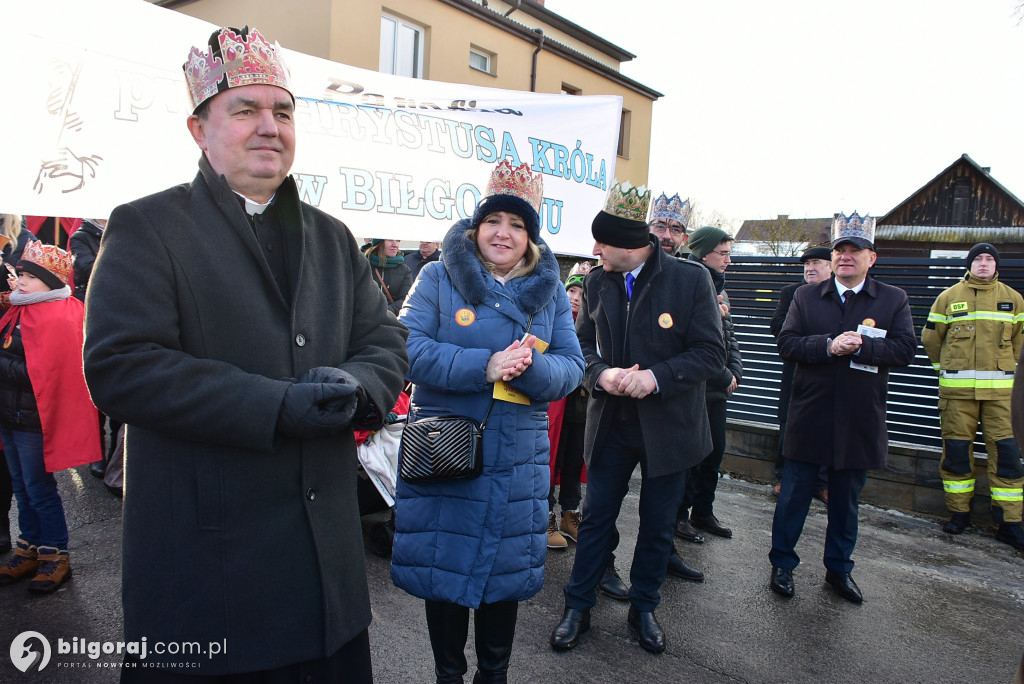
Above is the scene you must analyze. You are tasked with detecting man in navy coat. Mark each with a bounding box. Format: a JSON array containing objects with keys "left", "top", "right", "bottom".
[{"left": 770, "top": 213, "right": 917, "bottom": 603}]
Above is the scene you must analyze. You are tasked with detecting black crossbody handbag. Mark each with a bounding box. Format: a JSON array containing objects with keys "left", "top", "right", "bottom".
[
  {"left": 398, "top": 315, "right": 533, "bottom": 484},
  {"left": 397, "top": 400, "right": 495, "bottom": 483}
]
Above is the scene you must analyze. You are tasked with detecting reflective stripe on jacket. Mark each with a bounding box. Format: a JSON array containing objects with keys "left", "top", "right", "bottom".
[{"left": 921, "top": 272, "right": 1024, "bottom": 400}]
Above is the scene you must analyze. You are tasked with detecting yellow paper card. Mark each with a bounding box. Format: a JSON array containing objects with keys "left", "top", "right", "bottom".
[{"left": 493, "top": 381, "right": 531, "bottom": 404}]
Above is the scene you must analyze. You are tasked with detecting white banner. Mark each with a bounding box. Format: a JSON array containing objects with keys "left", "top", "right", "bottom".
[{"left": 1, "top": 0, "right": 621, "bottom": 255}]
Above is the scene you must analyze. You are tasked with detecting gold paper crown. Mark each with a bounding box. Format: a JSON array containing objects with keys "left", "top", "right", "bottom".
[
  {"left": 483, "top": 160, "right": 544, "bottom": 214},
  {"left": 183, "top": 26, "right": 292, "bottom": 112},
  {"left": 650, "top": 192, "right": 691, "bottom": 226},
  {"left": 603, "top": 180, "right": 651, "bottom": 223},
  {"left": 21, "top": 240, "right": 73, "bottom": 286}
]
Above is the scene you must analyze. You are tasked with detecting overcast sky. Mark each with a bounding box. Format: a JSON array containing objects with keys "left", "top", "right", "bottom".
[{"left": 545, "top": 0, "right": 1024, "bottom": 230}]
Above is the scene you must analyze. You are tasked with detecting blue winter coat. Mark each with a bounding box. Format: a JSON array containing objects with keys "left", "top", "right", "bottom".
[{"left": 391, "top": 220, "right": 584, "bottom": 608}]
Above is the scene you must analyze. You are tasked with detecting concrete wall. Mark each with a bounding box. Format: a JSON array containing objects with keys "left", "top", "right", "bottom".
[{"left": 724, "top": 421, "right": 998, "bottom": 525}]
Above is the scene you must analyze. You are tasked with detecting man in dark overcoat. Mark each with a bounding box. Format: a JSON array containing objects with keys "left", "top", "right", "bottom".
[
  {"left": 82, "top": 26, "right": 408, "bottom": 679},
  {"left": 769, "top": 246, "right": 832, "bottom": 497},
  {"left": 770, "top": 213, "right": 916, "bottom": 603},
  {"left": 549, "top": 183, "right": 725, "bottom": 654}
]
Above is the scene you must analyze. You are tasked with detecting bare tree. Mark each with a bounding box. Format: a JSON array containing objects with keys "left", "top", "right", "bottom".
[
  {"left": 745, "top": 215, "right": 824, "bottom": 257},
  {"left": 685, "top": 200, "right": 735, "bottom": 235}
]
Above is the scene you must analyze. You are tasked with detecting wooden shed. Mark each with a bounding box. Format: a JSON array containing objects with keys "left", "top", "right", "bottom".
[{"left": 876, "top": 154, "right": 1024, "bottom": 258}]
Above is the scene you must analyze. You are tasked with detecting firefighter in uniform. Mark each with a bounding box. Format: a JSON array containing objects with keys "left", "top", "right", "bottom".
[{"left": 922, "top": 243, "right": 1024, "bottom": 551}]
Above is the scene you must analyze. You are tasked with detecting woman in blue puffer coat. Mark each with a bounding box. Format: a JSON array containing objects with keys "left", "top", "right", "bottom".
[{"left": 392, "top": 160, "right": 584, "bottom": 684}]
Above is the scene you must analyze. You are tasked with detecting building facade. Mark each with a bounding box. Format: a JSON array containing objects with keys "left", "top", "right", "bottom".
[{"left": 154, "top": 0, "right": 661, "bottom": 185}]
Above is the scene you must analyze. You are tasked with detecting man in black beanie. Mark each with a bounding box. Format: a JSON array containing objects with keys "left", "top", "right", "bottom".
[
  {"left": 550, "top": 183, "right": 725, "bottom": 655},
  {"left": 922, "top": 242, "right": 1024, "bottom": 551}
]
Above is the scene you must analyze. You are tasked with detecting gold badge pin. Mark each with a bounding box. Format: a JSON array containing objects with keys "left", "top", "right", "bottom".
[
  {"left": 862, "top": 318, "right": 876, "bottom": 328},
  {"left": 658, "top": 313, "right": 673, "bottom": 329},
  {"left": 455, "top": 308, "right": 476, "bottom": 326}
]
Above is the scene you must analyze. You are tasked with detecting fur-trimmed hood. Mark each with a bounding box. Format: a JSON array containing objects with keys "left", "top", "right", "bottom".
[{"left": 440, "top": 219, "right": 561, "bottom": 315}]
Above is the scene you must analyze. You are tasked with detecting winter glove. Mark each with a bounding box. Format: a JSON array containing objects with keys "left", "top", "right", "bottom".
[
  {"left": 276, "top": 381, "right": 359, "bottom": 439},
  {"left": 299, "top": 366, "right": 383, "bottom": 429}
]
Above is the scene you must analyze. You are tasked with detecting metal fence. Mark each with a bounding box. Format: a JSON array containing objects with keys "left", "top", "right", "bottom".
[{"left": 725, "top": 256, "right": 1024, "bottom": 452}]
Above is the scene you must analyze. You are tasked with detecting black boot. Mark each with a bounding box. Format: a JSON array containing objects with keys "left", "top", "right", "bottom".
[
  {"left": 425, "top": 600, "right": 469, "bottom": 684},
  {"left": 472, "top": 601, "right": 518, "bottom": 684}
]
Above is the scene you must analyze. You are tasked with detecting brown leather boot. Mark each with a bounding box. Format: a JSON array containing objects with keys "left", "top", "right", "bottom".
[
  {"left": 28, "top": 547, "right": 71, "bottom": 594},
  {"left": 559, "top": 510, "right": 582, "bottom": 542},
  {"left": 0, "top": 539, "right": 39, "bottom": 586}
]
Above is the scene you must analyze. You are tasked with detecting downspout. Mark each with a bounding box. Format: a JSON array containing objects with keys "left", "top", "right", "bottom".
[
  {"left": 504, "top": 0, "right": 522, "bottom": 17},
  {"left": 530, "top": 28, "right": 545, "bottom": 92}
]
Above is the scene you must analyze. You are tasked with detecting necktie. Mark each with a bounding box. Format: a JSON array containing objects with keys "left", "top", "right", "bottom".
[
  {"left": 625, "top": 273, "right": 636, "bottom": 300},
  {"left": 843, "top": 290, "right": 855, "bottom": 307}
]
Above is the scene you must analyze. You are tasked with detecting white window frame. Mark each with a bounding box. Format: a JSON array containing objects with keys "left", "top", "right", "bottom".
[
  {"left": 380, "top": 13, "right": 425, "bottom": 79},
  {"left": 469, "top": 46, "right": 492, "bottom": 75}
]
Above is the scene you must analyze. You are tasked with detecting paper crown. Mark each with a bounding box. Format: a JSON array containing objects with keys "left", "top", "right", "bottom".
[
  {"left": 831, "top": 211, "right": 875, "bottom": 249},
  {"left": 603, "top": 180, "right": 651, "bottom": 223},
  {"left": 568, "top": 261, "right": 592, "bottom": 277},
  {"left": 183, "top": 26, "right": 292, "bottom": 113},
  {"left": 19, "top": 240, "right": 73, "bottom": 288},
  {"left": 482, "top": 160, "right": 544, "bottom": 215},
  {"left": 650, "top": 192, "right": 691, "bottom": 226}
]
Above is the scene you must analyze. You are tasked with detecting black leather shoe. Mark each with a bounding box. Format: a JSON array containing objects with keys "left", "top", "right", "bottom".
[
  {"left": 942, "top": 512, "right": 970, "bottom": 535},
  {"left": 627, "top": 607, "right": 665, "bottom": 654},
  {"left": 825, "top": 570, "right": 863, "bottom": 603},
  {"left": 769, "top": 566, "right": 794, "bottom": 597},
  {"left": 666, "top": 548, "right": 704, "bottom": 582},
  {"left": 674, "top": 519, "right": 704, "bottom": 543},
  {"left": 597, "top": 566, "right": 629, "bottom": 601},
  {"left": 691, "top": 514, "right": 732, "bottom": 538},
  {"left": 550, "top": 607, "right": 590, "bottom": 651},
  {"left": 89, "top": 460, "right": 105, "bottom": 479}
]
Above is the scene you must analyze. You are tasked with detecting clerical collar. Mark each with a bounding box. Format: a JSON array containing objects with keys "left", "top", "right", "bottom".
[{"left": 234, "top": 192, "right": 275, "bottom": 216}]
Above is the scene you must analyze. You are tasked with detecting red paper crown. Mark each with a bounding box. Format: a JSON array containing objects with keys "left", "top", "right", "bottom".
[
  {"left": 183, "top": 26, "right": 292, "bottom": 112},
  {"left": 483, "top": 161, "right": 544, "bottom": 215},
  {"left": 21, "top": 241, "right": 73, "bottom": 286}
]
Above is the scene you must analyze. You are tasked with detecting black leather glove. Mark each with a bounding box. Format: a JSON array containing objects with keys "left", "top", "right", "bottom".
[{"left": 276, "top": 381, "right": 360, "bottom": 439}]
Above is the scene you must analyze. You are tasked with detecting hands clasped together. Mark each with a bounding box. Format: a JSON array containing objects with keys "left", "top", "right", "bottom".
[
  {"left": 486, "top": 335, "right": 537, "bottom": 383},
  {"left": 829, "top": 331, "right": 863, "bottom": 357},
  {"left": 597, "top": 364, "right": 656, "bottom": 399},
  {"left": 277, "top": 366, "right": 365, "bottom": 438}
]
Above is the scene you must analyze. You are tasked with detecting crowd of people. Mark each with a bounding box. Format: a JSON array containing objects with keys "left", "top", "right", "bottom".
[{"left": 0, "top": 22, "right": 1022, "bottom": 684}]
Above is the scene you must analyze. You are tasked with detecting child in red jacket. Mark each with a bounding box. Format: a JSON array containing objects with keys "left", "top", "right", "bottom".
[{"left": 0, "top": 242, "right": 99, "bottom": 593}]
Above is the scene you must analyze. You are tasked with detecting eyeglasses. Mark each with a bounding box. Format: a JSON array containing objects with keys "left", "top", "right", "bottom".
[
  {"left": 711, "top": 250, "right": 732, "bottom": 258},
  {"left": 650, "top": 222, "right": 685, "bottom": 237}
]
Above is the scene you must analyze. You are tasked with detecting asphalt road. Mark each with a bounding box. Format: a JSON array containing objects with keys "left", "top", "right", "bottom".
[{"left": 1, "top": 467, "right": 1022, "bottom": 683}]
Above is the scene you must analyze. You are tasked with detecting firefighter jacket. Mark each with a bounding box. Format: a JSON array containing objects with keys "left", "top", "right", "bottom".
[{"left": 921, "top": 272, "right": 1024, "bottom": 401}]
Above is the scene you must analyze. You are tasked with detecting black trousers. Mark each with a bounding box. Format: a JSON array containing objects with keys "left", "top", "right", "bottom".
[
  {"left": 548, "top": 420, "right": 585, "bottom": 513},
  {"left": 679, "top": 396, "right": 727, "bottom": 519},
  {"left": 120, "top": 630, "right": 372, "bottom": 684},
  {"left": 424, "top": 599, "right": 518, "bottom": 684}
]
